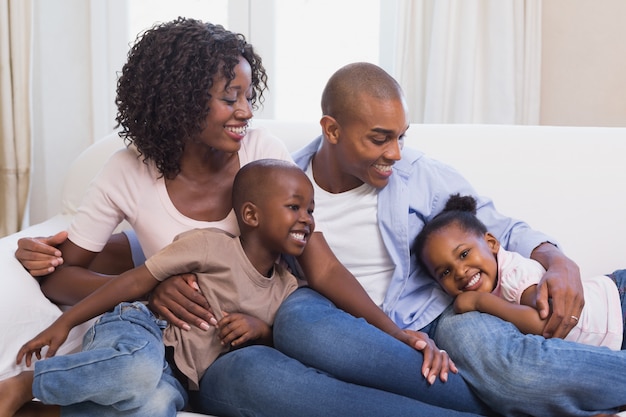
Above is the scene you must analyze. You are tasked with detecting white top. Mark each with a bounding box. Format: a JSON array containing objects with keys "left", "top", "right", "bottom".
[
  {"left": 68, "top": 128, "right": 292, "bottom": 258},
  {"left": 494, "top": 247, "right": 623, "bottom": 350},
  {"left": 306, "top": 163, "right": 394, "bottom": 306}
]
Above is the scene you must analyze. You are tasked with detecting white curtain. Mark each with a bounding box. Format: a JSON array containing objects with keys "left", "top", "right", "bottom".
[
  {"left": 393, "top": 0, "right": 541, "bottom": 124},
  {"left": 0, "top": 0, "right": 32, "bottom": 236}
]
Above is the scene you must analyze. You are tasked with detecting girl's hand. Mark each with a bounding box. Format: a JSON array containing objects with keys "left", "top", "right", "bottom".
[
  {"left": 217, "top": 312, "right": 271, "bottom": 347},
  {"left": 453, "top": 291, "right": 483, "bottom": 314},
  {"left": 402, "top": 329, "right": 458, "bottom": 384},
  {"left": 148, "top": 273, "right": 216, "bottom": 331},
  {"left": 15, "top": 231, "right": 68, "bottom": 277}
]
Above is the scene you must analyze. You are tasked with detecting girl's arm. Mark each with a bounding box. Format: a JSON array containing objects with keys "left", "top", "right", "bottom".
[{"left": 454, "top": 286, "right": 547, "bottom": 336}]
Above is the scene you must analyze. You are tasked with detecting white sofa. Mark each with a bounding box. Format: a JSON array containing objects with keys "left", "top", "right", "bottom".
[{"left": 1, "top": 120, "right": 625, "bottom": 416}]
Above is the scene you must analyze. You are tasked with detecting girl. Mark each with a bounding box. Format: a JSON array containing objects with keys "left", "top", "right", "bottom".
[{"left": 414, "top": 193, "right": 626, "bottom": 350}]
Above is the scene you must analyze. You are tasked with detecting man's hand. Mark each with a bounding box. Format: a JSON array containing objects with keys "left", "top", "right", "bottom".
[
  {"left": 402, "top": 329, "right": 458, "bottom": 385},
  {"left": 15, "top": 231, "right": 68, "bottom": 277},
  {"left": 532, "top": 243, "right": 584, "bottom": 339},
  {"left": 148, "top": 273, "right": 215, "bottom": 331}
]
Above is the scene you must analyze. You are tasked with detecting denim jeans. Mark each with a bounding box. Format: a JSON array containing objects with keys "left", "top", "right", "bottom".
[
  {"left": 433, "top": 271, "right": 626, "bottom": 417},
  {"left": 32, "top": 302, "right": 187, "bottom": 417},
  {"left": 607, "top": 268, "right": 626, "bottom": 349},
  {"left": 192, "top": 287, "right": 495, "bottom": 417}
]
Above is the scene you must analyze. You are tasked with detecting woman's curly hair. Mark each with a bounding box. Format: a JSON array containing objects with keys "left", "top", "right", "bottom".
[{"left": 115, "top": 17, "right": 267, "bottom": 179}]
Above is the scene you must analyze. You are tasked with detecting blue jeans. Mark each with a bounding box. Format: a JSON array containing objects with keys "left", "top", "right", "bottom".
[
  {"left": 607, "top": 268, "right": 626, "bottom": 349},
  {"left": 433, "top": 269, "right": 626, "bottom": 417},
  {"left": 33, "top": 302, "right": 187, "bottom": 417},
  {"left": 193, "top": 288, "right": 495, "bottom": 417}
]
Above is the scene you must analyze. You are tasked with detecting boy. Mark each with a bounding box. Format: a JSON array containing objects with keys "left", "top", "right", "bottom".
[{"left": 8, "top": 158, "right": 314, "bottom": 415}]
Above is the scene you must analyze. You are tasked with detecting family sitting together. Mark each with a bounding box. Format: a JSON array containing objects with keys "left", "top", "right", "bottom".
[{"left": 1, "top": 16, "right": 625, "bottom": 417}]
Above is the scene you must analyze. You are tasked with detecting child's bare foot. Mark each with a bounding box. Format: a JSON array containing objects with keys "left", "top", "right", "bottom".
[
  {"left": 0, "top": 371, "right": 35, "bottom": 417},
  {"left": 14, "top": 401, "right": 60, "bottom": 417}
]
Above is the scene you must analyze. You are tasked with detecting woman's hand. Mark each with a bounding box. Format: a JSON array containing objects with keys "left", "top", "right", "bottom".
[
  {"left": 402, "top": 329, "right": 458, "bottom": 384},
  {"left": 15, "top": 231, "right": 68, "bottom": 277},
  {"left": 148, "top": 273, "right": 216, "bottom": 331}
]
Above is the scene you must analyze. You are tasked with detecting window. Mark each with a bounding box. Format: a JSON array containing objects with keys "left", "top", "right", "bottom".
[{"left": 121, "top": 0, "right": 381, "bottom": 121}]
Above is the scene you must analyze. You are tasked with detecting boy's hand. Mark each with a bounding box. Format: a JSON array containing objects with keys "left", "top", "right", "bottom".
[
  {"left": 217, "top": 312, "right": 271, "bottom": 347},
  {"left": 402, "top": 329, "right": 458, "bottom": 385},
  {"left": 16, "top": 322, "right": 71, "bottom": 367}
]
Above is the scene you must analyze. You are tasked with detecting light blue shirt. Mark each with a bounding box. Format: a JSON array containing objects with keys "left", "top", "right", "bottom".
[{"left": 292, "top": 136, "right": 555, "bottom": 330}]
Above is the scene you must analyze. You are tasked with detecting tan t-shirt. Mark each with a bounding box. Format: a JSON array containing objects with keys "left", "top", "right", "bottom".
[{"left": 145, "top": 228, "right": 298, "bottom": 390}]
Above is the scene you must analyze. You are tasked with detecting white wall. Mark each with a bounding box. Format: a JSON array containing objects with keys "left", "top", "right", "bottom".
[
  {"left": 26, "top": 0, "right": 626, "bottom": 226},
  {"left": 30, "top": 0, "right": 94, "bottom": 224},
  {"left": 28, "top": 0, "right": 128, "bottom": 226},
  {"left": 541, "top": 0, "right": 626, "bottom": 127}
]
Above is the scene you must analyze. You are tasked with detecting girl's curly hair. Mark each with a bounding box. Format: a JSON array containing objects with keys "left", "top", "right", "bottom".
[
  {"left": 412, "top": 194, "right": 488, "bottom": 269},
  {"left": 115, "top": 17, "right": 267, "bottom": 179}
]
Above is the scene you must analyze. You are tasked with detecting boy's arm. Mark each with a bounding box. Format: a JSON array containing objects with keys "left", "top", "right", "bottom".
[
  {"left": 298, "top": 233, "right": 411, "bottom": 342},
  {"left": 297, "top": 232, "right": 451, "bottom": 384},
  {"left": 18, "top": 264, "right": 158, "bottom": 364},
  {"left": 454, "top": 289, "right": 547, "bottom": 336},
  {"left": 54, "top": 264, "right": 157, "bottom": 330}
]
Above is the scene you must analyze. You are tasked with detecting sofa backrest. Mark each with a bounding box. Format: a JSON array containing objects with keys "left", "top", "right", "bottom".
[{"left": 62, "top": 121, "right": 626, "bottom": 277}]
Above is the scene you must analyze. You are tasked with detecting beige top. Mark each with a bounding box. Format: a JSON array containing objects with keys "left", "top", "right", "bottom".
[{"left": 145, "top": 228, "right": 298, "bottom": 390}]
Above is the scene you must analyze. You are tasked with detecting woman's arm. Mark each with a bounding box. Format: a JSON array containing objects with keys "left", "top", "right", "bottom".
[
  {"left": 530, "top": 242, "right": 584, "bottom": 338},
  {"left": 38, "top": 239, "right": 116, "bottom": 306},
  {"left": 16, "top": 232, "right": 135, "bottom": 277}
]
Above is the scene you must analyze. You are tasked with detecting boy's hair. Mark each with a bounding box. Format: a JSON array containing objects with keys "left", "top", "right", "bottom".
[
  {"left": 412, "top": 194, "right": 488, "bottom": 268},
  {"left": 115, "top": 17, "right": 267, "bottom": 179},
  {"left": 232, "top": 159, "right": 304, "bottom": 225}
]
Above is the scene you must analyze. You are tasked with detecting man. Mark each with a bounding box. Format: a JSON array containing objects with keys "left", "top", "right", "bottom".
[{"left": 269, "top": 62, "right": 626, "bottom": 417}]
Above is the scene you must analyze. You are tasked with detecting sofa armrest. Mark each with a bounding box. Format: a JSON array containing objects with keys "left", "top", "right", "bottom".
[{"left": 0, "top": 215, "right": 94, "bottom": 380}]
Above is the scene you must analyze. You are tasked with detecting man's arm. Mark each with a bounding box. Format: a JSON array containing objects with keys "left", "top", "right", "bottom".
[{"left": 530, "top": 242, "right": 584, "bottom": 338}]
